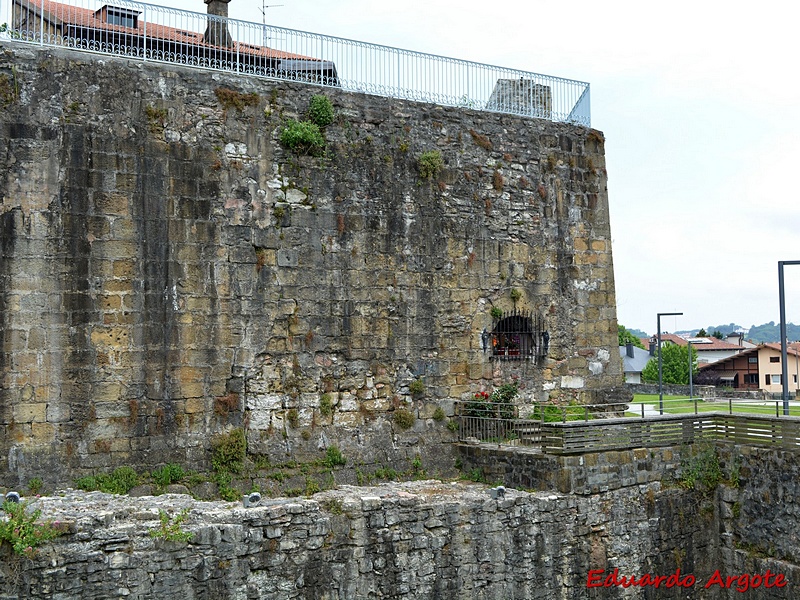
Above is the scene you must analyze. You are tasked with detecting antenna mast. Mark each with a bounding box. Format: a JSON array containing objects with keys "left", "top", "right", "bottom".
[{"left": 259, "top": 1, "right": 285, "bottom": 45}]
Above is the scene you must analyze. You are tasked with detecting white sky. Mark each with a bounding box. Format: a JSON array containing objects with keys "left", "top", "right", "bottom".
[{"left": 151, "top": 0, "right": 800, "bottom": 335}]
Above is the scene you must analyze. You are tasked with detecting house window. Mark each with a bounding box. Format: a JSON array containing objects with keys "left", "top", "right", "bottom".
[
  {"left": 105, "top": 7, "right": 139, "bottom": 28},
  {"left": 770, "top": 356, "right": 780, "bottom": 363},
  {"left": 766, "top": 374, "right": 771, "bottom": 386},
  {"left": 489, "top": 309, "right": 548, "bottom": 362},
  {"left": 771, "top": 375, "right": 781, "bottom": 385},
  {"left": 744, "top": 374, "right": 758, "bottom": 385},
  {"left": 748, "top": 357, "right": 758, "bottom": 364}
]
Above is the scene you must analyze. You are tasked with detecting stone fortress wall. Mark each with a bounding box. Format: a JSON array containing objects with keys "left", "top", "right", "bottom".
[
  {"left": 0, "top": 41, "right": 621, "bottom": 485},
  {"left": 0, "top": 40, "right": 798, "bottom": 600},
  {"left": 1, "top": 445, "right": 799, "bottom": 599}
]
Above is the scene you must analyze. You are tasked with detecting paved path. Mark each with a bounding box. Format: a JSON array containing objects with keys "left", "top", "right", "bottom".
[{"left": 630, "top": 403, "right": 661, "bottom": 418}]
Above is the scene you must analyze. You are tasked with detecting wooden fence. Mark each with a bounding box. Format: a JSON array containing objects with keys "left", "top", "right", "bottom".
[{"left": 457, "top": 411, "right": 800, "bottom": 455}]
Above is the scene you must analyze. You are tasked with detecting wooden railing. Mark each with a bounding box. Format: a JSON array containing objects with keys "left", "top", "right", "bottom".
[{"left": 457, "top": 410, "right": 800, "bottom": 455}]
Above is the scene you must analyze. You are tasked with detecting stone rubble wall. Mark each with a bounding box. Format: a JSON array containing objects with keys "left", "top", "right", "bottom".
[
  {"left": 0, "top": 41, "right": 622, "bottom": 485},
  {"left": 458, "top": 444, "right": 684, "bottom": 495},
  {"left": 1, "top": 443, "right": 799, "bottom": 599},
  {"left": 0, "top": 481, "right": 710, "bottom": 600}
]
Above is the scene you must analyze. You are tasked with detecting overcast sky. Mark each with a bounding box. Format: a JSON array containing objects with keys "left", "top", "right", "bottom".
[{"left": 151, "top": 0, "right": 800, "bottom": 335}]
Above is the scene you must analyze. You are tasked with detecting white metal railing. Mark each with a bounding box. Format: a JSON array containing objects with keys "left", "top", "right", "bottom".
[{"left": 0, "top": 0, "right": 591, "bottom": 125}]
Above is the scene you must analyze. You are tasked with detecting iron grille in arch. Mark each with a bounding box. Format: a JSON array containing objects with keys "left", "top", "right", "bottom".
[{"left": 490, "top": 309, "right": 549, "bottom": 362}]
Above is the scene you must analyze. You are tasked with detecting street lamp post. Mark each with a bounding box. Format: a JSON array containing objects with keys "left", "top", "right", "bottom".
[
  {"left": 657, "top": 312, "right": 683, "bottom": 415},
  {"left": 687, "top": 340, "right": 693, "bottom": 400},
  {"left": 779, "top": 261, "right": 800, "bottom": 415}
]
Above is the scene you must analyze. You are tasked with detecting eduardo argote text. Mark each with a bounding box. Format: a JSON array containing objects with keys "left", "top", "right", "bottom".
[{"left": 587, "top": 568, "right": 788, "bottom": 593}]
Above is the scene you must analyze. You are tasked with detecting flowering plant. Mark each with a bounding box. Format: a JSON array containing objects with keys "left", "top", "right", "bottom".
[
  {"left": 465, "top": 383, "right": 517, "bottom": 419},
  {"left": 0, "top": 499, "right": 67, "bottom": 557}
]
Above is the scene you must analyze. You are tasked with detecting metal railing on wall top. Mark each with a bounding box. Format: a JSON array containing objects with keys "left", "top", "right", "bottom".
[{"left": 1, "top": 0, "right": 591, "bottom": 126}]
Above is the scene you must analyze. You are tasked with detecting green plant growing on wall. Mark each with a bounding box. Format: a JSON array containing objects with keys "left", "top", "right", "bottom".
[
  {"left": 27, "top": 478, "right": 43, "bottom": 495},
  {"left": 410, "top": 454, "right": 423, "bottom": 476},
  {"left": 214, "top": 87, "right": 260, "bottom": 112},
  {"left": 433, "top": 407, "right": 446, "bottom": 421},
  {"left": 74, "top": 466, "right": 140, "bottom": 495},
  {"left": 729, "top": 456, "right": 741, "bottom": 488},
  {"left": 152, "top": 463, "right": 184, "bottom": 488},
  {"left": 680, "top": 444, "right": 722, "bottom": 496},
  {"left": 144, "top": 104, "right": 168, "bottom": 133},
  {"left": 394, "top": 408, "right": 416, "bottom": 430},
  {"left": 149, "top": 509, "right": 193, "bottom": 543},
  {"left": 323, "top": 445, "right": 346, "bottom": 468},
  {"left": 0, "top": 70, "right": 19, "bottom": 107},
  {"left": 417, "top": 150, "right": 444, "bottom": 179},
  {"left": 510, "top": 288, "right": 522, "bottom": 303},
  {"left": 0, "top": 499, "right": 67, "bottom": 557},
  {"left": 490, "top": 306, "right": 503, "bottom": 320},
  {"left": 307, "top": 94, "right": 334, "bottom": 127},
  {"left": 280, "top": 119, "right": 326, "bottom": 155},
  {"left": 320, "top": 393, "right": 334, "bottom": 416},
  {"left": 409, "top": 378, "right": 425, "bottom": 396},
  {"left": 211, "top": 428, "right": 246, "bottom": 475}
]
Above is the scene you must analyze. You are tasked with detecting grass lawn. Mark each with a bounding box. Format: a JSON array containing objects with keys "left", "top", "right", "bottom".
[{"left": 629, "top": 394, "right": 800, "bottom": 417}]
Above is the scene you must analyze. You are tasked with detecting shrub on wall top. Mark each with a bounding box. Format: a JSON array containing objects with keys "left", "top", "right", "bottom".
[
  {"left": 307, "top": 95, "right": 334, "bottom": 128},
  {"left": 280, "top": 119, "right": 326, "bottom": 155}
]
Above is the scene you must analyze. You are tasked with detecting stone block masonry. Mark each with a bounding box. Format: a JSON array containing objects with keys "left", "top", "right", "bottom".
[
  {"left": 0, "top": 445, "right": 796, "bottom": 599},
  {"left": 0, "top": 481, "right": 719, "bottom": 600},
  {"left": 0, "top": 41, "right": 622, "bottom": 485}
]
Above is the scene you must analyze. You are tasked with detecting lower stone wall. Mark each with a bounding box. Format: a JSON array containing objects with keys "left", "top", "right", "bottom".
[
  {"left": 2, "top": 443, "right": 800, "bottom": 599},
  {"left": 0, "top": 482, "right": 717, "bottom": 600},
  {"left": 457, "top": 443, "right": 683, "bottom": 494}
]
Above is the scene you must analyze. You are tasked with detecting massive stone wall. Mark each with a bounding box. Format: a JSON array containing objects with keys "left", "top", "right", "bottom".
[
  {"left": 0, "top": 41, "right": 622, "bottom": 485},
  {"left": 3, "top": 443, "right": 800, "bottom": 600}
]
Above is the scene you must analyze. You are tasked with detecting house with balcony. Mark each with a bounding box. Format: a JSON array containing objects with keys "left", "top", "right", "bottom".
[{"left": 697, "top": 343, "right": 800, "bottom": 393}]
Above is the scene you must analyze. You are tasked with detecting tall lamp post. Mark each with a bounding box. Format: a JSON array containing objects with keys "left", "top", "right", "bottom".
[
  {"left": 779, "top": 261, "right": 800, "bottom": 415},
  {"left": 687, "top": 340, "right": 693, "bottom": 400},
  {"left": 657, "top": 312, "right": 683, "bottom": 415}
]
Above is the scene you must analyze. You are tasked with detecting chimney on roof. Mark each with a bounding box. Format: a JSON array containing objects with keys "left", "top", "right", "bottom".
[
  {"left": 204, "top": 0, "right": 233, "bottom": 47},
  {"left": 626, "top": 342, "right": 634, "bottom": 358},
  {"left": 649, "top": 338, "right": 656, "bottom": 356}
]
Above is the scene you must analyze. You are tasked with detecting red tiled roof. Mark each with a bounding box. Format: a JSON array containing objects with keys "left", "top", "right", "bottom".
[
  {"left": 698, "top": 343, "right": 800, "bottom": 370},
  {"left": 642, "top": 333, "right": 745, "bottom": 351},
  {"left": 22, "top": 0, "right": 316, "bottom": 61}
]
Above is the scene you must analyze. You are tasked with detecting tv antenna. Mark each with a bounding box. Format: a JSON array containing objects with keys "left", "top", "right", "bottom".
[
  {"left": 259, "top": 1, "right": 285, "bottom": 46},
  {"left": 259, "top": 2, "right": 285, "bottom": 24}
]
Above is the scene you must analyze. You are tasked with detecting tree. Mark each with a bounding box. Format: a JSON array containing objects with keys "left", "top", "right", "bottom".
[
  {"left": 618, "top": 325, "right": 645, "bottom": 349},
  {"left": 641, "top": 344, "right": 698, "bottom": 385},
  {"left": 712, "top": 330, "right": 723, "bottom": 339},
  {"left": 697, "top": 328, "right": 708, "bottom": 337}
]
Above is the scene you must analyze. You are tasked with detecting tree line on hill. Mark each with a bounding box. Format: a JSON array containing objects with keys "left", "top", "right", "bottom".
[{"left": 621, "top": 322, "right": 800, "bottom": 345}]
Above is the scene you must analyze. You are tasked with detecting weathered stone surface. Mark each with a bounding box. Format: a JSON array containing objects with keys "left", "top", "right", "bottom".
[
  {"left": 1, "top": 455, "right": 795, "bottom": 600},
  {"left": 0, "top": 42, "right": 623, "bottom": 485}
]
